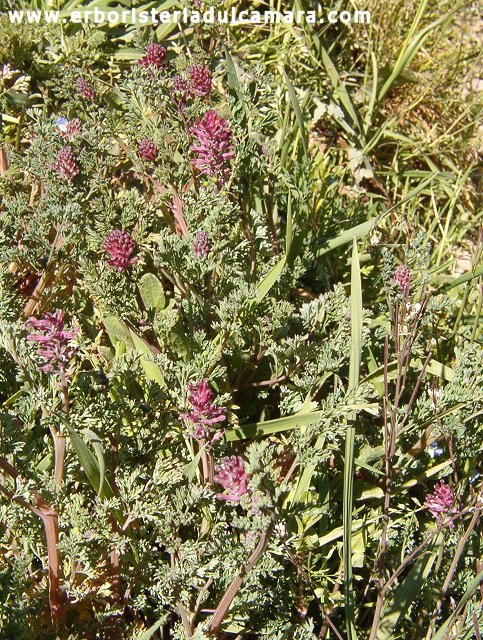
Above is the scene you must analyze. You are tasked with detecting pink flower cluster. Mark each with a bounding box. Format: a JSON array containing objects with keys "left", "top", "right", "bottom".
[
  {"left": 424, "top": 480, "right": 455, "bottom": 528},
  {"left": 188, "top": 65, "right": 212, "bottom": 98},
  {"left": 193, "top": 230, "right": 210, "bottom": 258},
  {"left": 190, "top": 110, "right": 235, "bottom": 186},
  {"left": 138, "top": 43, "right": 166, "bottom": 69},
  {"left": 392, "top": 264, "right": 411, "bottom": 292},
  {"left": 56, "top": 147, "right": 79, "bottom": 182},
  {"left": 76, "top": 77, "right": 95, "bottom": 101},
  {"left": 138, "top": 138, "right": 158, "bottom": 161},
  {"left": 103, "top": 230, "right": 139, "bottom": 272},
  {"left": 214, "top": 456, "right": 250, "bottom": 502},
  {"left": 172, "top": 65, "right": 212, "bottom": 104},
  {"left": 60, "top": 118, "right": 82, "bottom": 141},
  {"left": 180, "top": 379, "right": 226, "bottom": 441},
  {"left": 26, "top": 310, "right": 79, "bottom": 376}
]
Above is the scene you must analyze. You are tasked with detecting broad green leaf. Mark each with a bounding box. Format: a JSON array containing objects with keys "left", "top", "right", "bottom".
[
  {"left": 130, "top": 331, "right": 166, "bottom": 388},
  {"left": 104, "top": 316, "right": 166, "bottom": 388},
  {"left": 82, "top": 428, "right": 107, "bottom": 498},
  {"left": 418, "top": 359, "right": 455, "bottom": 382},
  {"left": 104, "top": 316, "right": 134, "bottom": 347},
  {"left": 183, "top": 449, "right": 203, "bottom": 481},
  {"left": 397, "top": 460, "right": 452, "bottom": 492},
  {"left": 225, "top": 409, "right": 321, "bottom": 441},
  {"left": 139, "top": 273, "right": 166, "bottom": 311},
  {"left": 63, "top": 421, "right": 113, "bottom": 500},
  {"left": 224, "top": 47, "right": 246, "bottom": 118}
]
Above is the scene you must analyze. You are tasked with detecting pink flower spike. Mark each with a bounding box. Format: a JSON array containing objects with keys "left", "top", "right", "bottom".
[
  {"left": 103, "top": 229, "right": 139, "bottom": 272},
  {"left": 180, "top": 379, "right": 227, "bottom": 441},
  {"left": 190, "top": 110, "right": 235, "bottom": 186},
  {"left": 138, "top": 138, "right": 158, "bottom": 162},
  {"left": 214, "top": 456, "right": 250, "bottom": 502},
  {"left": 188, "top": 64, "right": 212, "bottom": 98},
  {"left": 424, "top": 480, "right": 456, "bottom": 528},
  {"left": 26, "top": 310, "right": 79, "bottom": 377},
  {"left": 56, "top": 147, "right": 79, "bottom": 182},
  {"left": 392, "top": 264, "right": 411, "bottom": 292},
  {"left": 193, "top": 231, "right": 210, "bottom": 258},
  {"left": 61, "top": 118, "right": 82, "bottom": 141},
  {"left": 76, "top": 77, "right": 95, "bottom": 101}
]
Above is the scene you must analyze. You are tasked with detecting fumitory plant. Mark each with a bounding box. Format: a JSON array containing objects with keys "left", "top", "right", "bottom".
[{"left": 0, "top": 15, "right": 481, "bottom": 640}]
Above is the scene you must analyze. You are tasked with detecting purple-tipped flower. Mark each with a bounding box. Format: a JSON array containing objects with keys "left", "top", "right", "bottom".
[
  {"left": 138, "top": 138, "right": 158, "bottom": 162},
  {"left": 172, "top": 74, "right": 191, "bottom": 105},
  {"left": 26, "top": 310, "right": 79, "bottom": 376},
  {"left": 193, "top": 231, "right": 210, "bottom": 258},
  {"left": 180, "top": 379, "right": 226, "bottom": 441},
  {"left": 103, "top": 229, "right": 139, "bottom": 272},
  {"left": 424, "top": 481, "right": 456, "bottom": 528},
  {"left": 392, "top": 264, "right": 411, "bottom": 292},
  {"left": 190, "top": 109, "right": 235, "bottom": 186},
  {"left": 214, "top": 456, "right": 250, "bottom": 502},
  {"left": 56, "top": 147, "right": 79, "bottom": 182},
  {"left": 61, "top": 118, "right": 82, "bottom": 141},
  {"left": 138, "top": 43, "right": 166, "bottom": 69},
  {"left": 76, "top": 77, "right": 95, "bottom": 101},
  {"left": 188, "top": 64, "right": 212, "bottom": 98}
]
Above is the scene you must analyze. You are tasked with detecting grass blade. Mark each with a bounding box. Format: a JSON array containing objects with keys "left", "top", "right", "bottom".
[
  {"left": 283, "top": 70, "right": 308, "bottom": 159},
  {"left": 376, "top": 544, "right": 439, "bottom": 640},
  {"left": 316, "top": 218, "right": 375, "bottom": 258},
  {"left": 343, "top": 238, "right": 363, "bottom": 640},
  {"left": 431, "top": 571, "right": 483, "bottom": 640}
]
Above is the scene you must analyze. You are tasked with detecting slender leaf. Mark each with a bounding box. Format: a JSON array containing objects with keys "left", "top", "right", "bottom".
[
  {"left": 316, "top": 218, "right": 375, "bottom": 257},
  {"left": 283, "top": 70, "right": 308, "bottom": 158},
  {"left": 431, "top": 571, "right": 483, "bottom": 640},
  {"left": 63, "top": 422, "right": 113, "bottom": 500},
  {"left": 376, "top": 544, "right": 439, "bottom": 639},
  {"left": 437, "top": 264, "right": 483, "bottom": 293},
  {"left": 135, "top": 619, "right": 163, "bottom": 640},
  {"left": 343, "top": 238, "right": 363, "bottom": 640}
]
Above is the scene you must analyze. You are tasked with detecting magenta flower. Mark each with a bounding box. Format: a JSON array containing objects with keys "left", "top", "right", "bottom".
[
  {"left": 26, "top": 310, "right": 79, "bottom": 376},
  {"left": 188, "top": 65, "right": 212, "bottom": 98},
  {"left": 76, "top": 77, "right": 95, "bottom": 101},
  {"left": 138, "top": 139, "right": 158, "bottom": 161},
  {"left": 56, "top": 147, "right": 79, "bottom": 182},
  {"left": 61, "top": 118, "right": 82, "bottom": 141},
  {"left": 424, "top": 481, "right": 456, "bottom": 528},
  {"left": 103, "top": 230, "right": 139, "bottom": 272},
  {"left": 392, "top": 264, "right": 411, "bottom": 292},
  {"left": 172, "top": 74, "right": 191, "bottom": 105},
  {"left": 180, "top": 379, "right": 226, "bottom": 441},
  {"left": 193, "top": 231, "right": 210, "bottom": 258},
  {"left": 214, "top": 456, "right": 250, "bottom": 502},
  {"left": 190, "top": 110, "right": 235, "bottom": 186},
  {"left": 138, "top": 43, "right": 166, "bottom": 69}
]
